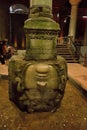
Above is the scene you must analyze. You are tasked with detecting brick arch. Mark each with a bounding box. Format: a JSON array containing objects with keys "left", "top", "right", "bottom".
[{"left": 9, "top": 4, "right": 29, "bottom": 14}]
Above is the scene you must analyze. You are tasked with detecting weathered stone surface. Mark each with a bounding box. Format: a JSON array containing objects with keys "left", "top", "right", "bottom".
[
  {"left": 9, "top": 52, "right": 67, "bottom": 113},
  {"left": 30, "top": 0, "right": 52, "bottom": 18},
  {"left": 8, "top": 0, "right": 67, "bottom": 113},
  {"left": 24, "top": 17, "right": 60, "bottom": 60}
]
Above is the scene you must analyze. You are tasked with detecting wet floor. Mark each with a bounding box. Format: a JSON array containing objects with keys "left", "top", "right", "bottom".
[{"left": 0, "top": 79, "right": 87, "bottom": 130}]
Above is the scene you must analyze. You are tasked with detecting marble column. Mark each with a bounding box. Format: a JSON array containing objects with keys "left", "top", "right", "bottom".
[
  {"left": 68, "top": 0, "right": 81, "bottom": 41},
  {"left": 30, "top": 0, "right": 52, "bottom": 9},
  {"left": 30, "top": 0, "right": 53, "bottom": 18}
]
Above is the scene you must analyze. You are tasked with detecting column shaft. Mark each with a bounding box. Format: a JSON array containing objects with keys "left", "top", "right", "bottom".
[
  {"left": 30, "top": 0, "right": 52, "bottom": 8},
  {"left": 68, "top": 5, "right": 78, "bottom": 41},
  {"left": 68, "top": 0, "right": 81, "bottom": 41}
]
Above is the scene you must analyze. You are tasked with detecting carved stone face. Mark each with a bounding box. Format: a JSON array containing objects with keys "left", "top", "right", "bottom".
[
  {"left": 9, "top": 57, "right": 67, "bottom": 112},
  {"left": 23, "top": 63, "right": 59, "bottom": 100},
  {"left": 24, "top": 63, "right": 59, "bottom": 88}
]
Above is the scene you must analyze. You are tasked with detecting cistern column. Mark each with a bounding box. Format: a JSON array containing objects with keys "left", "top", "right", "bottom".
[
  {"left": 68, "top": 0, "right": 81, "bottom": 41},
  {"left": 30, "top": 0, "right": 52, "bottom": 8},
  {"left": 29, "top": 0, "right": 53, "bottom": 18}
]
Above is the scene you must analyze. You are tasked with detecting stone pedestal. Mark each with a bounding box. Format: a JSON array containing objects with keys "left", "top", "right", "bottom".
[{"left": 8, "top": 0, "right": 67, "bottom": 113}]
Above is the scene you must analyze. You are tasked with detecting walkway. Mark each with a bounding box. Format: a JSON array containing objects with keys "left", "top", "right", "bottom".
[{"left": 68, "top": 63, "right": 87, "bottom": 91}]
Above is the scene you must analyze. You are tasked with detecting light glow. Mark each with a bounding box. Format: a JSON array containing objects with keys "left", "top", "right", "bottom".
[{"left": 82, "top": 16, "right": 87, "bottom": 19}]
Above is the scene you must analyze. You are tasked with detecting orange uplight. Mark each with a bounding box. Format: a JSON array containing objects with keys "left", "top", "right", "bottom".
[
  {"left": 22, "top": 36, "right": 25, "bottom": 49},
  {"left": 14, "top": 35, "right": 17, "bottom": 48}
]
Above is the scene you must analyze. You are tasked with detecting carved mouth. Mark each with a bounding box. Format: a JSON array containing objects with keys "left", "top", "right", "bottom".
[
  {"left": 35, "top": 73, "right": 48, "bottom": 87},
  {"left": 35, "top": 72, "right": 48, "bottom": 80}
]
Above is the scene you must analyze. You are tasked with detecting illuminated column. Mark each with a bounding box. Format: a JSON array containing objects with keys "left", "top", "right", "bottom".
[
  {"left": 30, "top": 0, "right": 52, "bottom": 9},
  {"left": 30, "top": 0, "right": 53, "bottom": 18},
  {"left": 68, "top": 0, "right": 81, "bottom": 41}
]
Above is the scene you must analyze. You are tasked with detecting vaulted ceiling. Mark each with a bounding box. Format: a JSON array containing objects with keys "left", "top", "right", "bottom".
[
  {"left": 0, "top": 0, "right": 87, "bottom": 39},
  {"left": 1, "top": 0, "right": 87, "bottom": 16},
  {"left": 7, "top": 0, "right": 87, "bottom": 18},
  {"left": 6, "top": 0, "right": 87, "bottom": 7}
]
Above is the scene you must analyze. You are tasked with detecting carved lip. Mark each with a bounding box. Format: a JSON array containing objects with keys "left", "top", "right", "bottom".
[{"left": 35, "top": 73, "right": 48, "bottom": 80}]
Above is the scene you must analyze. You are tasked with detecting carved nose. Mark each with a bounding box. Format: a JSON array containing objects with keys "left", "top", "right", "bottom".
[{"left": 36, "top": 63, "right": 49, "bottom": 74}]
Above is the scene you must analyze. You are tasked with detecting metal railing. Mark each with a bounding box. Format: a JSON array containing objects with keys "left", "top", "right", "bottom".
[{"left": 57, "top": 36, "right": 76, "bottom": 52}]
